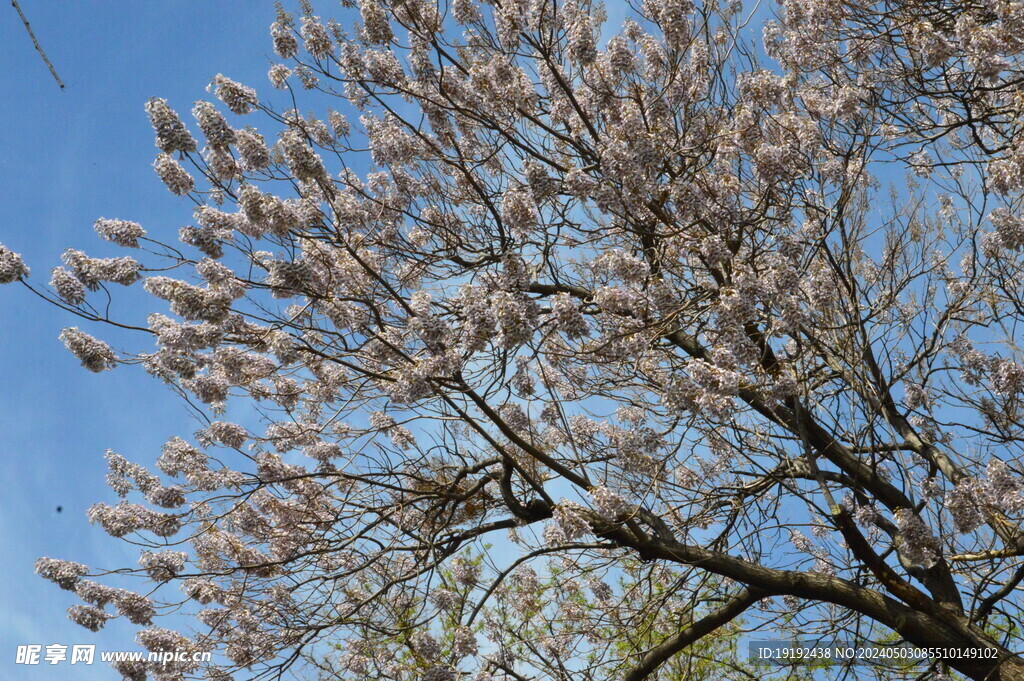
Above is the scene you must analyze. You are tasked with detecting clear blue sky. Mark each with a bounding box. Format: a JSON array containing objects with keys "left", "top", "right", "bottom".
[
  {"left": 0, "top": 3, "right": 785, "bottom": 680},
  {"left": 0, "top": 3, "right": 281, "bottom": 678}
]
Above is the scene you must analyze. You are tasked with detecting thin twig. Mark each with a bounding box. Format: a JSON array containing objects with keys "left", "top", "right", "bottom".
[{"left": 11, "top": 0, "right": 64, "bottom": 89}]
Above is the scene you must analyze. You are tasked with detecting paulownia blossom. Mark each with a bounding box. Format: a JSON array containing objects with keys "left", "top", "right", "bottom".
[{"left": 8, "top": 1, "right": 1024, "bottom": 680}]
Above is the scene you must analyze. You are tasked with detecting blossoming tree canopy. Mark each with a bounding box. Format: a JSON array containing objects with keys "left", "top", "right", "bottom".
[{"left": 7, "top": 0, "right": 1024, "bottom": 679}]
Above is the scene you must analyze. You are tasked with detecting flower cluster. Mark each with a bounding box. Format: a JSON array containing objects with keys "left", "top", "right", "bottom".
[
  {"left": 945, "top": 460, "right": 1024, "bottom": 533},
  {"left": 544, "top": 502, "right": 591, "bottom": 544},
  {"left": 61, "top": 249, "right": 140, "bottom": 289},
  {"left": 35, "top": 557, "right": 89, "bottom": 590},
  {"left": 59, "top": 327, "right": 117, "bottom": 372},
  {"left": 893, "top": 509, "right": 941, "bottom": 568},
  {"left": 210, "top": 74, "right": 258, "bottom": 115},
  {"left": 589, "top": 486, "right": 628, "bottom": 520},
  {"left": 139, "top": 550, "right": 188, "bottom": 581},
  {"left": 154, "top": 153, "right": 194, "bottom": 195},
  {"left": 50, "top": 267, "right": 85, "bottom": 304},
  {"left": 410, "top": 631, "right": 440, "bottom": 660},
  {"left": 368, "top": 411, "right": 416, "bottom": 449},
  {"left": 235, "top": 129, "right": 271, "bottom": 171},
  {"left": 271, "top": 20, "right": 297, "bottom": 59},
  {"left": 192, "top": 101, "right": 235, "bottom": 149},
  {"left": 501, "top": 188, "right": 539, "bottom": 240},
  {"left": 94, "top": 218, "right": 145, "bottom": 248},
  {"left": 67, "top": 605, "right": 110, "bottom": 632},
  {"left": 87, "top": 502, "right": 181, "bottom": 538},
  {"left": 301, "top": 16, "right": 333, "bottom": 59},
  {"left": 144, "top": 97, "right": 196, "bottom": 154},
  {"left": 279, "top": 128, "right": 329, "bottom": 185},
  {"left": 0, "top": 244, "right": 29, "bottom": 284}
]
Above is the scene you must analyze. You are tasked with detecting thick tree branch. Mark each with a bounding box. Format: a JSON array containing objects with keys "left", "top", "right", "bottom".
[
  {"left": 622, "top": 587, "right": 767, "bottom": 681},
  {"left": 590, "top": 521, "right": 1024, "bottom": 681}
]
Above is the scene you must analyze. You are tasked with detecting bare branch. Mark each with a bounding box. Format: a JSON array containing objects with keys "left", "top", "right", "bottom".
[{"left": 11, "top": 0, "right": 64, "bottom": 89}]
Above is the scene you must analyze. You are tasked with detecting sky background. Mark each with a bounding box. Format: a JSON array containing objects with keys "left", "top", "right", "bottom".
[
  {"left": 1, "top": 3, "right": 282, "bottom": 678},
  {"left": 0, "top": 3, "right": 780, "bottom": 680}
]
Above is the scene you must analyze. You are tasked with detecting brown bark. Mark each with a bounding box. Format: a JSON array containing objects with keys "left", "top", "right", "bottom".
[
  {"left": 623, "top": 587, "right": 768, "bottom": 681},
  {"left": 592, "top": 521, "right": 1024, "bottom": 681}
]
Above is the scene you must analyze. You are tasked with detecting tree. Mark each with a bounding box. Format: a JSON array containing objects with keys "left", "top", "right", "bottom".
[{"left": 6, "top": 0, "right": 1024, "bottom": 679}]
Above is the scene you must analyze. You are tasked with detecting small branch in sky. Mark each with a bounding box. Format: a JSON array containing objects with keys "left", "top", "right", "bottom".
[{"left": 11, "top": 0, "right": 65, "bottom": 89}]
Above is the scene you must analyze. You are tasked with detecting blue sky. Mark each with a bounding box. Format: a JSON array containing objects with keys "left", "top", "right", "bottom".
[
  {"left": 0, "top": 2, "right": 867, "bottom": 680},
  {"left": 0, "top": 3, "right": 281, "bottom": 678}
]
